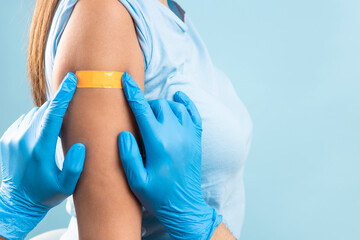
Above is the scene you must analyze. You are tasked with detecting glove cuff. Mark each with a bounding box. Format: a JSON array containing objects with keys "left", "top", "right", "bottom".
[
  {"left": 0, "top": 192, "right": 47, "bottom": 240},
  {"left": 159, "top": 201, "right": 223, "bottom": 240},
  {"left": 205, "top": 208, "right": 223, "bottom": 240}
]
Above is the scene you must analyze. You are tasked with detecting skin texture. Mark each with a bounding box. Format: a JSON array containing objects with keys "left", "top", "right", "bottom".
[
  {"left": 210, "top": 222, "right": 236, "bottom": 240},
  {"left": 159, "top": 0, "right": 169, "bottom": 7},
  {"left": 51, "top": 0, "right": 144, "bottom": 238}
]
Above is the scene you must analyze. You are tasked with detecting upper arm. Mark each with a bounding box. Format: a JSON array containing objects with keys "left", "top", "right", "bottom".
[
  {"left": 53, "top": 0, "right": 144, "bottom": 85},
  {"left": 52, "top": 0, "right": 144, "bottom": 238}
]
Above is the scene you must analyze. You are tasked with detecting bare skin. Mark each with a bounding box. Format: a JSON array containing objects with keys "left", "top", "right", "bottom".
[
  {"left": 159, "top": 0, "right": 169, "bottom": 7},
  {"left": 210, "top": 222, "right": 237, "bottom": 239},
  {"left": 51, "top": 0, "right": 144, "bottom": 238}
]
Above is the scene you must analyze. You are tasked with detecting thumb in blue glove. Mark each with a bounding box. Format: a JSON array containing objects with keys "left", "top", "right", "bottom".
[
  {"left": 0, "top": 73, "right": 85, "bottom": 240},
  {"left": 118, "top": 72, "right": 222, "bottom": 240}
]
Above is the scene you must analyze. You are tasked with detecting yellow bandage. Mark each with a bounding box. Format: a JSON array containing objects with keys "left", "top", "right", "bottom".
[{"left": 75, "top": 71, "right": 124, "bottom": 88}]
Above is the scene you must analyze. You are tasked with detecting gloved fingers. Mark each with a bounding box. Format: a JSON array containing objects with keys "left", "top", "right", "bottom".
[
  {"left": 47, "top": 72, "right": 77, "bottom": 117},
  {"left": 30, "top": 100, "right": 51, "bottom": 125},
  {"left": 58, "top": 143, "right": 86, "bottom": 195},
  {"left": 118, "top": 131, "right": 148, "bottom": 192},
  {"left": 1, "top": 114, "right": 26, "bottom": 141},
  {"left": 121, "top": 72, "right": 157, "bottom": 137},
  {"left": 31, "top": 99, "right": 51, "bottom": 119},
  {"left": 19, "top": 107, "right": 39, "bottom": 129},
  {"left": 39, "top": 73, "right": 77, "bottom": 142},
  {"left": 18, "top": 102, "right": 50, "bottom": 135},
  {"left": 167, "top": 101, "right": 192, "bottom": 125},
  {"left": 173, "top": 91, "right": 202, "bottom": 129},
  {"left": 14, "top": 114, "right": 27, "bottom": 129},
  {"left": 148, "top": 99, "right": 176, "bottom": 124}
]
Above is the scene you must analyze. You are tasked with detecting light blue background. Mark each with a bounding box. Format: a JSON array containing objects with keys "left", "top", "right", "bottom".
[{"left": 1, "top": 0, "right": 359, "bottom": 239}]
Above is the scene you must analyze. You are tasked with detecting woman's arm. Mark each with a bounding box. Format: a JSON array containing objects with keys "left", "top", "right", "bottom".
[
  {"left": 52, "top": 0, "right": 144, "bottom": 238},
  {"left": 210, "top": 222, "right": 236, "bottom": 239}
]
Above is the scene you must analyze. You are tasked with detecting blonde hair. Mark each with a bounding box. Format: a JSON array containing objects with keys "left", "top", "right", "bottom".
[{"left": 28, "top": 0, "right": 59, "bottom": 106}]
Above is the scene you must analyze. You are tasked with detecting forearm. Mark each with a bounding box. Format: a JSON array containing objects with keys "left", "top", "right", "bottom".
[{"left": 210, "top": 222, "right": 236, "bottom": 240}]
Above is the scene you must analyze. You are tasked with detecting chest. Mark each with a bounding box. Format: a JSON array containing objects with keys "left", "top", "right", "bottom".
[{"left": 143, "top": 25, "right": 253, "bottom": 182}]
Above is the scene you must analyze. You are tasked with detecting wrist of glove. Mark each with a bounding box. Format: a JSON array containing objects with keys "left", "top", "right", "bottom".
[
  {"left": 0, "top": 189, "right": 49, "bottom": 240},
  {"left": 0, "top": 73, "right": 86, "bottom": 240},
  {"left": 156, "top": 199, "right": 223, "bottom": 240}
]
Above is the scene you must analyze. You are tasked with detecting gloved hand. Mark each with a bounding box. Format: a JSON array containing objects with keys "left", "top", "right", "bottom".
[
  {"left": 0, "top": 73, "right": 85, "bottom": 240},
  {"left": 118, "top": 72, "right": 223, "bottom": 240}
]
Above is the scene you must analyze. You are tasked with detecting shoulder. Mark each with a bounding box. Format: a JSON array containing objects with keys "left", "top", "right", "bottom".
[
  {"left": 70, "top": 0, "right": 135, "bottom": 34},
  {"left": 52, "top": 0, "right": 144, "bottom": 92}
]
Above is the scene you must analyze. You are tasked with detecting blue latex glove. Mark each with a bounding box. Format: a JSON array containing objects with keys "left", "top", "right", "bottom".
[
  {"left": 118, "top": 72, "right": 223, "bottom": 240},
  {"left": 0, "top": 73, "right": 85, "bottom": 240}
]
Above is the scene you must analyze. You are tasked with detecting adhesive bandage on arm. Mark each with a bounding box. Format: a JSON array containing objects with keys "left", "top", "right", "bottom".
[{"left": 75, "top": 71, "right": 124, "bottom": 88}]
